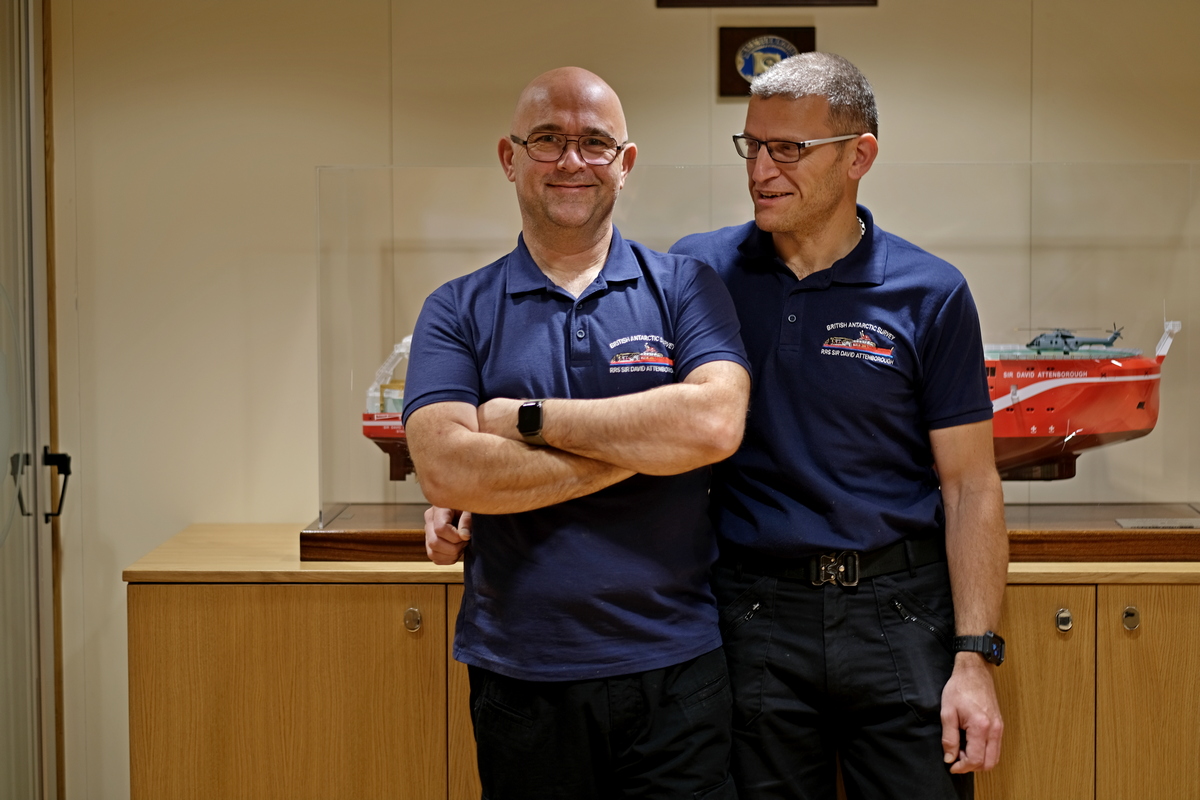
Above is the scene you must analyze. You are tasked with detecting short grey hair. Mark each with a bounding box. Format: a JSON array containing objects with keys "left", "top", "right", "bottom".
[{"left": 750, "top": 52, "right": 879, "bottom": 138}]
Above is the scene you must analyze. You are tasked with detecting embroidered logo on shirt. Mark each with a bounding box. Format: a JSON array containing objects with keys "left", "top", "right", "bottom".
[
  {"left": 821, "top": 322, "right": 895, "bottom": 364},
  {"left": 608, "top": 335, "right": 675, "bottom": 374}
]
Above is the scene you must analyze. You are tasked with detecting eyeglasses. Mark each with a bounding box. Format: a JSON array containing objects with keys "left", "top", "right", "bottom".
[
  {"left": 732, "top": 133, "right": 862, "bottom": 163},
  {"left": 510, "top": 132, "right": 626, "bottom": 166}
]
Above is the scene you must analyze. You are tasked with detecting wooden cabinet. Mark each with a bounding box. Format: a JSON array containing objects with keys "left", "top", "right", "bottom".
[
  {"left": 127, "top": 526, "right": 1200, "bottom": 800},
  {"left": 447, "top": 584, "right": 483, "bottom": 800},
  {"left": 977, "top": 585, "right": 1096, "bottom": 800},
  {"left": 128, "top": 583, "right": 448, "bottom": 800},
  {"left": 979, "top": 581, "right": 1200, "bottom": 799},
  {"left": 1096, "top": 585, "right": 1200, "bottom": 800},
  {"left": 124, "top": 525, "right": 475, "bottom": 800}
]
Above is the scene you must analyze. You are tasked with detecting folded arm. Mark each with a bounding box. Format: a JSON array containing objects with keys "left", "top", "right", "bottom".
[
  {"left": 931, "top": 418, "right": 1009, "bottom": 774},
  {"left": 477, "top": 360, "right": 750, "bottom": 475},
  {"left": 405, "top": 401, "right": 635, "bottom": 515}
]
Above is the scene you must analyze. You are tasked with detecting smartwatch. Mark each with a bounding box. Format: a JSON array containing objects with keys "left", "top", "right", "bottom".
[
  {"left": 517, "top": 400, "right": 547, "bottom": 446},
  {"left": 953, "top": 631, "right": 1006, "bottom": 666}
]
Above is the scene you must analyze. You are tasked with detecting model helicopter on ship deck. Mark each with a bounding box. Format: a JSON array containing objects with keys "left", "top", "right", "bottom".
[
  {"left": 986, "top": 319, "right": 1181, "bottom": 481},
  {"left": 1024, "top": 326, "right": 1124, "bottom": 354}
]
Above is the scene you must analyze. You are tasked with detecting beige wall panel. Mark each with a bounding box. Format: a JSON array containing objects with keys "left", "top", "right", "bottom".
[
  {"left": 859, "top": 163, "right": 1033, "bottom": 343},
  {"left": 391, "top": 2, "right": 713, "bottom": 167},
  {"left": 1033, "top": 0, "right": 1200, "bottom": 162},
  {"left": 707, "top": 0, "right": 1033, "bottom": 165},
  {"left": 56, "top": 0, "right": 392, "bottom": 796},
  {"left": 392, "top": 1, "right": 1032, "bottom": 169}
]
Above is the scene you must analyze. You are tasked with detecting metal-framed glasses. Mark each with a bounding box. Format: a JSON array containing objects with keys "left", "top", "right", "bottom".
[
  {"left": 510, "top": 132, "right": 626, "bottom": 166},
  {"left": 732, "top": 133, "right": 861, "bottom": 163}
]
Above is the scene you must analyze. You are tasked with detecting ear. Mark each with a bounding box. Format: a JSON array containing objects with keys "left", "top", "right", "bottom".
[
  {"left": 498, "top": 137, "right": 517, "bottom": 183},
  {"left": 615, "top": 141, "right": 637, "bottom": 190},
  {"left": 847, "top": 133, "right": 878, "bottom": 181}
]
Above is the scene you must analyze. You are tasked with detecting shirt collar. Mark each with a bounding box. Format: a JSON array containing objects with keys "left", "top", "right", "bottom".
[
  {"left": 505, "top": 226, "right": 640, "bottom": 296},
  {"left": 738, "top": 204, "right": 887, "bottom": 288}
]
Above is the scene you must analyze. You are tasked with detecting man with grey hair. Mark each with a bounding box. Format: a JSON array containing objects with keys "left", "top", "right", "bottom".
[{"left": 672, "top": 52, "right": 1007, "bottom": 799}]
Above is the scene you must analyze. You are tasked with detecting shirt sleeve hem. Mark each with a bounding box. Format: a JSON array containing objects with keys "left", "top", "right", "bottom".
[
  {"left": 925, "top": 406, "right": 995, "bottom": 431},
  {"left": 400, "top": 391, "right": 480, "bottom": 425},
  {"left": 675, "top": 351, "right": 753, "bottom": 384}
]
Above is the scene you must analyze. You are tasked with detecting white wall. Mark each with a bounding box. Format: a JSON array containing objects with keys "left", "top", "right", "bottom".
[{"left": 49, "top": 0, "right": 1200, "bottom": 796}]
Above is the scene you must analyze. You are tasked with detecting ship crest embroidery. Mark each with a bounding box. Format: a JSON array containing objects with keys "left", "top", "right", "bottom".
[
  {"left": 609, "top": 335, "right": 675, "bottom": 374},
  {"left": 821, "top": 324, "right": 896, "bottom": 364}
]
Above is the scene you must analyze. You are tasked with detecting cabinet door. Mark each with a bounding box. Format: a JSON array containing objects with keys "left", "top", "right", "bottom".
[
  {"left": 977, "top": 585, "right": 1095, "bottom": 800},
  {"left": 448, "top": 584, "right": 483, "bottom": 800},
  {"left": 1098, "top": 585, "right": 1200, "bottom": 800},
  {"left": 129, "top": 583, "right": 447, "bottom": 800}
]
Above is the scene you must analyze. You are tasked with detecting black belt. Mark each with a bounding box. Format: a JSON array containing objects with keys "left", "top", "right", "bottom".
[{"left": 719, "top": 535, "right": 946, "bottom": 587}]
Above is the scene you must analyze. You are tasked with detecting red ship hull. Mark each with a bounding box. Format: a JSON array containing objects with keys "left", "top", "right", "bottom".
[{"left": 987, "top": 353, "right": 1162, "bottom": 480}]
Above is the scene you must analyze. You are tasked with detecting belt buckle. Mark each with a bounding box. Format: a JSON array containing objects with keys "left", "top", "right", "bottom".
[{"left": 812, "top": 551, "right": 860, "bottom": 587}]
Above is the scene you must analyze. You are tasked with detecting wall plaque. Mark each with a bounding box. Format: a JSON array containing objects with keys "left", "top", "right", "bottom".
[{"left": 719, "top": 27, "right": 816, "bottom": 97}]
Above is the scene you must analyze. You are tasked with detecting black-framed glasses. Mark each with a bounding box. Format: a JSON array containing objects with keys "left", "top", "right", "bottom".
[
  {"left": 732, "top": 133, "right": 862, "bottom": 163},
  {"left": 510, "top": 132, "right": 626, "bottom": 166}
]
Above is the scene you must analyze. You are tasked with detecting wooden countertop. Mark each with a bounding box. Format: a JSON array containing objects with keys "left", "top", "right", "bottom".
[
  {"left": 126, "top": 505, "right": 1200, "bottom": 585},
  {"left": 123, "top": 524, "right": 464, "bottom": 584}
]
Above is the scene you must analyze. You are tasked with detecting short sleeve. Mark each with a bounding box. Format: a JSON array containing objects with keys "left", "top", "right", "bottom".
[
  {"left": 401, "top": 285, "right": 482, "bottom": 424},
  {"left": 669, "top": 257, "right": 750, "bottom": 382},
  {"left": 918, "top": 281, "right": 993, "bottom": 430}
]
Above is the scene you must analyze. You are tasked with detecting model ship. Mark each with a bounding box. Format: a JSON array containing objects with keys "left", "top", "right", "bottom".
[
  {"left": 987, "top": 320, "right": 1181, "bottom": 480},
  {"left": 363, "top": 337, "right": 415, "bottom": 480},
  {"left": 363, "top": 321, "right": 1182, "bottom": 484}
]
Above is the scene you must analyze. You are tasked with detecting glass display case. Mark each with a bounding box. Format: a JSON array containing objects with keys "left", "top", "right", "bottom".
[{"left": 314, "top": 162, "right": 1199, "bottom": 529}]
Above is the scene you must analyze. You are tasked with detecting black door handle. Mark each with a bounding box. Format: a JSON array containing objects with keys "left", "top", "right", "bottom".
[{"left": 43, "top": 446, "right": 71, "bottom": 524}]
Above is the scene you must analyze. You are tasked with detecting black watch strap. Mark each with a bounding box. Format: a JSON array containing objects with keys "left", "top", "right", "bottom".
[
  {"left": 953, "top": 631, "right": 1006, "bottom": 666},
  {"left": 517, "top": 400, "right": 547, "bottom": 446}
]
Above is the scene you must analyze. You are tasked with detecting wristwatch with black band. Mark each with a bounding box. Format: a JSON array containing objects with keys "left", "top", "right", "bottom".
[
  {"left": 517, "top": 400, "right": 548, "bottom": 446},
  {"left": 953, "top": 631, "right": 1006, "bottom": 666}
]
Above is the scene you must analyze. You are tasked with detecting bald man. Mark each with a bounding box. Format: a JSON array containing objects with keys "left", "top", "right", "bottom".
[{"left": 403, "top": 68, "right": 750, "bottom": 799}]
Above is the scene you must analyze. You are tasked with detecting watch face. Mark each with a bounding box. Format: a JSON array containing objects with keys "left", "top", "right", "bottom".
[
  {"left": 517, "top": 401, "right": 542, "bottom": 436},
  {"left": 986, "top": 633, "right": 1006, "bottom": 666}
]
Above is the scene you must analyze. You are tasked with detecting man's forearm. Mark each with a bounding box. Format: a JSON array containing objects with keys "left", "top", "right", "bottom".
[
  {"left": 930, "top": 421, "right": 1009, "bottom": 636},
  {"left": 407, "top": 403, "right": 635, "bottom": 514},
  {"left": 939, "top": 462, "right": 1008, "bottom": 772},
  {"left": 944, "top": 476, "right": 1008, "bottom": 635},
  {"left": 481, "top": 361, "right": 750, "bottom": 475}
]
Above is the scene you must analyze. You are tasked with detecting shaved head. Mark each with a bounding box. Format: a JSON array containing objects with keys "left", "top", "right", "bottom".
[
  {"left": 511, "top": 67, "right": 628, "bottom": 142},
  {"left": 499, "top": 67, "right": 637, "bottom": 260}
]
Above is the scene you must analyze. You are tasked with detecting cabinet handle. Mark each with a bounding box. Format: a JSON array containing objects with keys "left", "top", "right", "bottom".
[
  {"left": 1122, "top": 606, "right": 1140, "bottom": 631},
  {"left": 1055, "top": 608, "right": 1073, "bottom": 632},
  {"left": 404, "top": 607, "right": 422, "bottom": 633}
]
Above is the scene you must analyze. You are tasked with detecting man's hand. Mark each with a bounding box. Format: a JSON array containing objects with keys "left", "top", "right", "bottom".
[
  {"left": 940, "top": 654, "right": 1003, "bottom": 773},
  {"left": 424, "top": 506, "right": 472, "bottom": 565},
  {"left": 477, "top": 398, "right": 523, "bottom": 441}
]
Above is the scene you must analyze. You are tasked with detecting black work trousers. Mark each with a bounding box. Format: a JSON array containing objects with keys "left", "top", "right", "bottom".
[
  {"left": 714, "top": 558, "right": 973, "bottom": 800},
  {"left": 468, "top": 647, "right": 738, "bottom": 800}
]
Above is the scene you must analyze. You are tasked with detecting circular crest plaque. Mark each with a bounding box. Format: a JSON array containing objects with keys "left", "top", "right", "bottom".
[{"left": 736, "top": 35, "right": 800, "bottom": 83}]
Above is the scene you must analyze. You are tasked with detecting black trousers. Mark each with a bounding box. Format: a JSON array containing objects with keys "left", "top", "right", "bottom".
[
  {"left": 714, "top": 559, "right": 973, "bottom": 800},
  {"left": 468, "top": 647, "right": 738, "bottom": 800}
]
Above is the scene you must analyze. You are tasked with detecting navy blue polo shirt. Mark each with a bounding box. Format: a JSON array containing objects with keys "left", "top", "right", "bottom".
[
  {"left": 671, "top": 206, "right": 992, "bottom": 557},
  {"left": 403, "top": 227, "right": 749, "bottom": 681}
]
